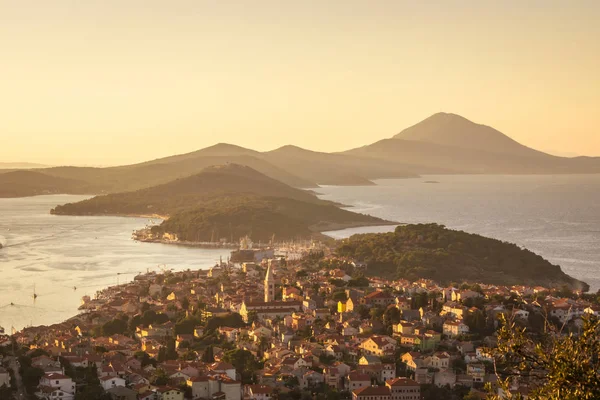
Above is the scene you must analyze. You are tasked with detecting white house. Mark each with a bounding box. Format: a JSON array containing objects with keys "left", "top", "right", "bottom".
[
  {"left": 100, "top": 376, "right": 126, "bottom": 391},
  {"left": 37, "top": 373, "right": 76, "bottom": 400}
]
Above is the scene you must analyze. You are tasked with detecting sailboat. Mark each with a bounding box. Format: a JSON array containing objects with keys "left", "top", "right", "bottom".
[{"left": 33, "top": 284, "right": 38, "bottom": 300}]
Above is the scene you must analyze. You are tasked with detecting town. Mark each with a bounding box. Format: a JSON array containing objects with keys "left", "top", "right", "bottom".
[{"left": 0, "top": 244, "right": 597, "bottom": 400}]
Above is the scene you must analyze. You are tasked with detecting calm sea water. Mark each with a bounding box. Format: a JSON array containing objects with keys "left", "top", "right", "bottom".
[
  {"left": 0, "top": 195, "right": 231, "bottom": 331},
  {"left": 1, "top": 175, "right": 599, "bottom": 330},
  {"left": 320, "top": 174, "right": 600, "bottom": 293}
]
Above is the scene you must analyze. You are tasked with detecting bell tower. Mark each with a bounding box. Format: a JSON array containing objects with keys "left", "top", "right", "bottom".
[{"left": 264, "top": 265, "right": 275, "bottom": 303}]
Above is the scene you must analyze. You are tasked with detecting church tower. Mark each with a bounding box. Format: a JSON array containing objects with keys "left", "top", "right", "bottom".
[{"left": 264, "top": 264, "right": 275, "bottom": 303}]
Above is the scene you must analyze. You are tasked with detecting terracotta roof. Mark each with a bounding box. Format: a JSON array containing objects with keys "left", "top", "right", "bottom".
[
  {"left": 386, "top": 377, "right": 419, "bottom": 387},
  {"left": 249, "top": 385, "right": 275, "bottom": 394},
  {"left": 353, "top": 386, "right": 391, "bottom": 396}
]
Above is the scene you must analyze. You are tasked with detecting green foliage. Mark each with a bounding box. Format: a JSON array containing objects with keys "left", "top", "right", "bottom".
[
  {"left": 100, "top": 317, "right": 128, "bottom": 336},
  {"left": 175, "top": 316, "right": 201, "bottom": 335},
  {"left": 205, "top": 313, "right": 245, "bottom": 332},
  {"left": 50, "top": 164, "right": 385, "bottom": 242},
  {"left": 222, "top": 349, "right": 262, "bottom": 383},
  {"left": 336, "top": 224, "right": 586, "bottom": 289},
  {"left": 488, "top": 315, "right": 600, "bottom": 400}
]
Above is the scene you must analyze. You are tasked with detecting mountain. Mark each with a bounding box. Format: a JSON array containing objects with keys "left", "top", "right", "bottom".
[
  {"left": 0, "top": 162, "right": 50, "bottom": 169},
  {"left": 264, "top": 145, "right": 418, "bottom": 185},
  {"left": 51, "top": 164, "right": 392, "bottom": 242},
  {"left": 345, "top": 112, "right": 600, "bottom": 174},
  {"left": 336, "top": 223, "right": 588, "bottom": 290},
  {"left": 0, "top": 170, "right": 87, "bottom": 198},
  {"left": 393, "top": 112, "right": 547, "bottom": 158}
]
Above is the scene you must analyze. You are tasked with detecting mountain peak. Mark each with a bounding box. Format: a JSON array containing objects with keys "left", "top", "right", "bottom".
[{"left": 393, "top": 112, "right": 541, "bottom": 157}]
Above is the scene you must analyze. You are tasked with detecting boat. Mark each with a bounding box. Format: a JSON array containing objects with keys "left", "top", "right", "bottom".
[{"left": 0, "top": 326, "right": 5, "bottom": 334}]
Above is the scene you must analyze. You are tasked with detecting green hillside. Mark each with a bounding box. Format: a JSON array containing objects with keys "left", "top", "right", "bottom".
[
  {"left": 51, "top": 164, "right": 391, "bottom": 242},
  {"left": 336, "top": 223, "right": 588, "bottom": 290},
  {"left": 151, "top": 196, "right": 386, "bottom": 242}
]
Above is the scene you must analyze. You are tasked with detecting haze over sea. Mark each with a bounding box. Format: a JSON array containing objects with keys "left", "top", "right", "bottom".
[{"left": 1, "top": 174, "right": 599, "bottom": 330}]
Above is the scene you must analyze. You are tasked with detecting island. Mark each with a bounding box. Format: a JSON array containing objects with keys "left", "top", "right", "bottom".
[{"left": 51, "top": 164, "right": 395, "bottom": 243}]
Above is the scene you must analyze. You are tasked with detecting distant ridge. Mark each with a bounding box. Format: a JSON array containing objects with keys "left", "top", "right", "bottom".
[
  {"left": 2, "top": 112, "right": 600, "bottom": 198},
  {"left": 0, "top": 162, "right": 50, "bottom": 169}
]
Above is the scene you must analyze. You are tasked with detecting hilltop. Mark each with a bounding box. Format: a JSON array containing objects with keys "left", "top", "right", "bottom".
[
  {"left": 3, "top": 112, "right": 600, "bottom": 199},
  {"left": 343, "top": 113, "right": 600, "bottom": 174},
  {"left": 393, "top": 112, "right": 547, "bottom": 158},
  {"left": 51, "top": 164, "right": 392, "bottom": 242},
  {"left": 336, "top": 223, "right": 588, "bottom": 290}
]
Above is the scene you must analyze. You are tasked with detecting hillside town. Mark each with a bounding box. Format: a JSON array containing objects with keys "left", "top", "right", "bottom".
[{"left": 0, "top": 248, "right": 596, "bottom": 400}]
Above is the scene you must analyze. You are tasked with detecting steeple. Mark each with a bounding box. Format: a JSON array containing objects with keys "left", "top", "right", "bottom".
[{"left": 264, "top": 264, "right": 275, "bottom": 303}]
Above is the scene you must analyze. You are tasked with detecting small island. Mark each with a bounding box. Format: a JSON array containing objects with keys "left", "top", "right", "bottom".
[{"left": 51, "top": 164, "right": 394, "bottom": 243}]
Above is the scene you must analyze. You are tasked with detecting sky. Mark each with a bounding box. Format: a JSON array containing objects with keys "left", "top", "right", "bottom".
[{"left": 1, "top": 1, "right": 599, "bottom": 165}]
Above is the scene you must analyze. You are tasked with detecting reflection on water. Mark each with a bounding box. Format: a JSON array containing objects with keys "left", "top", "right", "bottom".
[{"left": 0, "top": 195, "right": 231, "bottom": 331}]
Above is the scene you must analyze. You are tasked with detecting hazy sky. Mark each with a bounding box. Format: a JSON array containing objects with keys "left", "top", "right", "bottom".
[{"left": 1, "top": 1, "right": 599, "bottom": 165}]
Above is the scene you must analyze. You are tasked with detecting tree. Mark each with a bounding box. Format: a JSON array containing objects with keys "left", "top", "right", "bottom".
[
  {"left": 223, "top": 349, "right": 261, "bottom": 383},
  {"left": 487, "top": 315, "right": 600, "bottom": 400},
  {"left": 383, "top": 307, "right": 401, "bottom": 327}
]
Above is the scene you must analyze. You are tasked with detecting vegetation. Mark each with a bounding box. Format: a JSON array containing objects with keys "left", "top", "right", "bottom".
[
  {"left": 52, "top": 165, "right": 389, "bottom": 242},
  {"left": 336, "top": 224, "right": 588, "bottom": 290},
  {"left": 488, "top": 315, "right": 600, "bottom": 399}
]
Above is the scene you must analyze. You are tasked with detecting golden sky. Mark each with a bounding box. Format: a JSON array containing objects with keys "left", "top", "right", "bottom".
[{"left": 1, "top": 1, "right": 599, "bottom": 165}]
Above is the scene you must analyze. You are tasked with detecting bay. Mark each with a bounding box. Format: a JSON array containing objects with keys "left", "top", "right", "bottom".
[{"left": 0, "top": 195, "right": 231, "bottom": 331}]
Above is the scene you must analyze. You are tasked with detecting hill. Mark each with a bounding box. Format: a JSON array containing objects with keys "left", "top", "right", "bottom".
[
  {"left": 345, "top": 113, "right": 600, "bottom": 174},
  {"left": 0, "top": 170, "right": 87, "bottom": 198},
  {"left": 50, "top": 164, "right": 324, "bottom": 216},
  {"left": 336, "top": 223, "right": 588, "bottom": 290},
  {"left": 393, "top": 112, "right": 548, "bottom": 158},
  {"left": 51, "top": 164, "right": 392, "bottom": 242},
  {"left": 150, "top": 195, "right": 388, "bottom": 243},
  {"left": 265, "top": 145, "right": 410, "bottom": 186}
]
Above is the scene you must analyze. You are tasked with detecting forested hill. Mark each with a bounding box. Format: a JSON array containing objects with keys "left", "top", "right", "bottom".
[
  {"left": 51, "top": 164, "right": 325, "bottom": 216},
  {"left": 336, "top": 223, "right": 588, "bottom": 290},
  {"left": 149, "top": 196, "right": 388, "bottom": 243},
  {"left": 51, "top": 164, "right": 392, "bottom": 242}
]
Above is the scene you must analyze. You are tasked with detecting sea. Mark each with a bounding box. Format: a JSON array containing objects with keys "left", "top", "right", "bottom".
[{"left": 1, "top": 174, "right": 599, "bottom": 330}]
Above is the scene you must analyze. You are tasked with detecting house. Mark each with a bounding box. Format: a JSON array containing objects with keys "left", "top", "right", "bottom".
[
  {"left": 352, "top": 385, "right": 391, "bottom": 400},
  {"left": 156, "top": 387, "right": 185, "bottom": 400},
  {"left": 466, "top": 363, "right": 485, "bottom": 383},
  {"left": 362, "top": 291, "right": 396, "bottom": 307},
  {"left": 359, "top": 336, "right": 396, "bottom": 356},
  {"left": 425, "top": 352, "right": 450, "bottom": 369},
  {"left": 401, "top": 352, "right": 425, "bottom": 371},
  {"left": 347, "top": 371, "right": 371, "bottom": 391},
  {"left": 393, "top": 322, "right": 414, "bottom": 335},
  {"left": 106, "top": 386, "right": 137, "bottom": 400},
  {"left": 100, "top": 376, "right": 126, "bottom": 391},
  {"left": 302, "top": 370, "right": 324, "bottom": 389},
  {"left": 210, "top": 361, "right": 236, "bottom": 380},
  {"left": 246, "top": 384, "right": 275, "bottom": 400},
  {"left": 218, "top": 327, "right": 240, "bottom": 342},
  {"left": 385, "top": 377, "right": 420, "bottom": 400},
  {"left": 443, "top": 321, "right": 470, "bottom": 337},
  {"left": 37, "top": 373, "right": 76, "bottom": 400}
]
